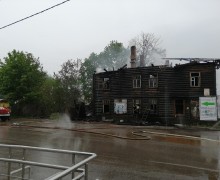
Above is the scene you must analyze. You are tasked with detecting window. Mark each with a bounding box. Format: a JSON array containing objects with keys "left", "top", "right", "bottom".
[
  {"left": 190, "top": 100, "right": 199, "bottom": 119},
  {"left": 175, "top": 99, "right": 184, "bottom": 114},
  {"left": 190, "top": 72, "right": 200, "bottom": 87},
  {"left": 133, "top": 99, "right": 141, "bottom": 114},
  {"left": 149, "top": 98, "right": 157, "bottom": 114},
  {"left": 97, "top": 80, "right": 103, "bottom": 89},
  {"left": 103, "top": 78, "right": 110, "bottom": 89},
  {"left": 97, "top": 77, "right": 110, "bottom": 89},
  {"left": 133, "top": 75, "right": 141, "bottom": 88},
  {"left": 149, "top": 74, "right": 158, "bottom": 88},
  {"left": 103, "top": 100, "right": 110, "bottom": 113}
]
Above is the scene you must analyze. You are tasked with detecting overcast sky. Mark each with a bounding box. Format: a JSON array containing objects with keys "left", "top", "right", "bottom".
[{"left": 0, "top": 0, "right": 220, "bottom": 78}]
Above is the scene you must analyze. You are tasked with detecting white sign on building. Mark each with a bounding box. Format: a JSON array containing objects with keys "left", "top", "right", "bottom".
[
  {"left": 199, "top": 97, "right": 217, "bottom": 121},
  {"left": 114, "top": 99, "right": 127, "bottom": 114},
  {"left": 114, "top": 103, "right": 127, "bottom": 114}
]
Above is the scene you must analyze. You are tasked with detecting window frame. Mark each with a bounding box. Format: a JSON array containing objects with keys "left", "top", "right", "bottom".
[
  {"left": 133, "top": 75, "right": 141, "bottom": 88},
  {"left": 103, "top": 77, "right": 110, "bottom": 89},
  {"left": 190, "top": 72, "right": 201, "bottom": 87},
  {"left": 149, "top": 74, "right": 158, "bottom": 88}
]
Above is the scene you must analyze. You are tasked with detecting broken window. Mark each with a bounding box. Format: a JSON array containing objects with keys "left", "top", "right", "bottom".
[
  {"left": 97, "top": 77, "right": 109, "bottom": 89},
  {"left": 114, "top": 99, "right": 127, "bottom": 114},
  {"left": 190, "top": 100, "right": 199, "bottom": 119},
  {"left": 97, "top": 79, "right": 103, "bottom": 89},
  {"left": 190, "top": 72, "right": 200, "bottom": 87},
  {"left": 103, "top": 78, "right": 110, "bottom": 89},
  {"left": 149, "top": 74, "right": 158, "bottom": 88},
  {"left": 149, "top": 98, "right": 157, "bottom": 114},
  {"left": 103, "top": 100, "right": 110, "bottom": 113},
  {"left": 133, "top": 99, "right": 141, "bottom": 114},
  {"left": 175, "top": 99, "right": 184, "bottom": 114},
  {"left": 133, "top": 75, "right": 141, "bottom": 88}
]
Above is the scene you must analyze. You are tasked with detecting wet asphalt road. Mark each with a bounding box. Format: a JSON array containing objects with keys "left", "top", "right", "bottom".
[{"left": 0, "top": 118, "right": 220, "bottom": 180}]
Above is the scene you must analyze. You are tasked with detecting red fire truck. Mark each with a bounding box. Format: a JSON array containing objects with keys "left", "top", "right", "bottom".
[{"left": 0, "top": 99, "right": 11, "bottom": 121}]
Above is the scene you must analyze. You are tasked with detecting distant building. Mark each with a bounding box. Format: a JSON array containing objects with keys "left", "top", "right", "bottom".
[{"left": 93, "top": 47, "right": 220, "bottom": 125}]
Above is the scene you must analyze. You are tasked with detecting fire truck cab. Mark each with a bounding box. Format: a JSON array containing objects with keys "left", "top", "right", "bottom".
[{"left": 0, "top": 99, "right": 11, "bottom": 121}]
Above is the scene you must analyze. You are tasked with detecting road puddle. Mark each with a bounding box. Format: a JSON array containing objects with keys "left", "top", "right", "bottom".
[{"left": 153, "top": 135, "right": 201, "bottom": 146}]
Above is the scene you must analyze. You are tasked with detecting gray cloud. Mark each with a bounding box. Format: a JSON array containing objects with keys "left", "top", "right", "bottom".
[{"left": 0, "top": 0, "right": 219, "bottom": 76}]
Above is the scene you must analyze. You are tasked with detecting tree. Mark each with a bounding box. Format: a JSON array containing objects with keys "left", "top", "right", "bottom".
[
  {"left": 54, "top": 59, "right": 81, "bottom": 112},
  {"left": 80, "top": 53, "right": 98, "bottom": 103},
  {"left": 38, "top": 75, "right": 57, "bottom": 116},
  {"left": 129, "top": 32, "right": 166, "bottom": 66},
  {"left": 98, "top": 40, "right": 129, "bottom": 71},
  {"left": 0, "top": 50, "right": 46, "bottom": 116}
]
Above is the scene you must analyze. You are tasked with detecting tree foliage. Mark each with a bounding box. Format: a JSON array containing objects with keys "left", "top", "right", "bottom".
[
  {"left": 80, "top": 53, "right": 97, "bottom": 103},
  {"left": 54, "top": 59, "right": 81, "bottom": 112},
  {"left": 38, "top": 75, "right": 57, "bottom": 116},
  {"left": 129, "top": 32, "right": 166, "bottom": 65},
  {"left": 98, "top": 40, "right": 129, "bottom": 71},
  {"left": 0, "top": 50, "right": 46, "bottom": 103},
  {"left": 0, "top": 50, "right": 46, "bottom": 116}
]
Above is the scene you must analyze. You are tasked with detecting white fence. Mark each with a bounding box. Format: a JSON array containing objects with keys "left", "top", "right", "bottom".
[{"left": 0, "top": 144, "right": 96, "bottom": 180}]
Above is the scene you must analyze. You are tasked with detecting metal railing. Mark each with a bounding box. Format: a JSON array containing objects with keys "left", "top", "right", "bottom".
[{"left": 0, "top": 144, "right": 96, "bottom": 180}]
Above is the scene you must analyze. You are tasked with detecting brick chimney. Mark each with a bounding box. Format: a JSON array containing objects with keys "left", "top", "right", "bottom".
[{"left": 130, "top": 46, "right": 136, "bottom": 68}]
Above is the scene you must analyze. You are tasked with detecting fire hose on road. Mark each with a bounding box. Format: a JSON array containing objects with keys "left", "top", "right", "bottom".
[
  {"left": 5, "top": 121, "right": 220, "bottom": 143},
  {"left": 10, "top": 123, "right": 152, "bottom": 140}
]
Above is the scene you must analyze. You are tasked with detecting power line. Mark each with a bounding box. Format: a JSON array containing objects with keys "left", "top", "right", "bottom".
[{"left": 0, "top": 0, "right": 71, "bottom": 30}]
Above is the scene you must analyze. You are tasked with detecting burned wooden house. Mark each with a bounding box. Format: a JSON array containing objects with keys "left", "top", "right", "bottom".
[{"left": 93, "top": 47, "right": 220, "bottom": 125}]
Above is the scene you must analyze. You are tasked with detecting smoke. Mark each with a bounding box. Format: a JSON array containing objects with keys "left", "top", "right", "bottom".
[
  {"left": 128, "top": 50, "right": 166, "bottom": 67},
  {"left": 128, "top": 32, "right": 166, "bottom": 67},
  {"left": 150, "top": 51, "right": 166, "bottom": 66},
  {"left": 55, "top": 113, "right": 74, "bottom": 129},
  {"left": 96, "top": 67, "right": 104, "bottom": 73}
]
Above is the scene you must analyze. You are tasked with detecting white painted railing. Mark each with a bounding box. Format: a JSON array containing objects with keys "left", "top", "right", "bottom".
[{"left": 0, "top": 144, "right": 96, "bottom": 180}]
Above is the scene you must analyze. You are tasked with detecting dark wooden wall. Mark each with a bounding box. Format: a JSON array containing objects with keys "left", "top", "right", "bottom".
[{"left": 93, "top": 62, "right": 217, "bottom": 124}]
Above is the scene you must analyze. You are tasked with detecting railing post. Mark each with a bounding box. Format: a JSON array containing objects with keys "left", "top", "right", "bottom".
[
  {"left": 7, "top": 147, "right": 12, "bottom": 180},
  {"left": 85, "top": 163, "right": 88, "bottom": 180},
  {"left": 72, "top": 154, "right": 75, "bottom": 179},
  {"left": 28, "top": 166, "right": 31, "bottom": 180},
  {"left": 21, "top": 149, "right": 26, "bottom": 180}
]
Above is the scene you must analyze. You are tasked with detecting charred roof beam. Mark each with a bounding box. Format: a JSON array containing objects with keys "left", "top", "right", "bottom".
[{"left": 163, "top": 58, "right": 220, "bottom": 69}]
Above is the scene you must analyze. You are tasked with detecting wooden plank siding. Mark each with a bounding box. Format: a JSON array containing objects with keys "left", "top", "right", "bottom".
[{"left": 93, "top": 62, "right": 217, "bottom": 124}]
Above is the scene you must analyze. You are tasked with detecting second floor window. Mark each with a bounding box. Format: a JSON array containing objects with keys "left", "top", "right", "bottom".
[
  {"left": 133, "top": 75, "right": 141, "bottom": 88},
  {"left": 190, "top": 72, "right": 200, "bottom": 87},
  {"left": 149, "top": 74, "right": 158, "bottom": 88},
  {"left": 103, "top": 78, "right": 110, "bottom": 89}
]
